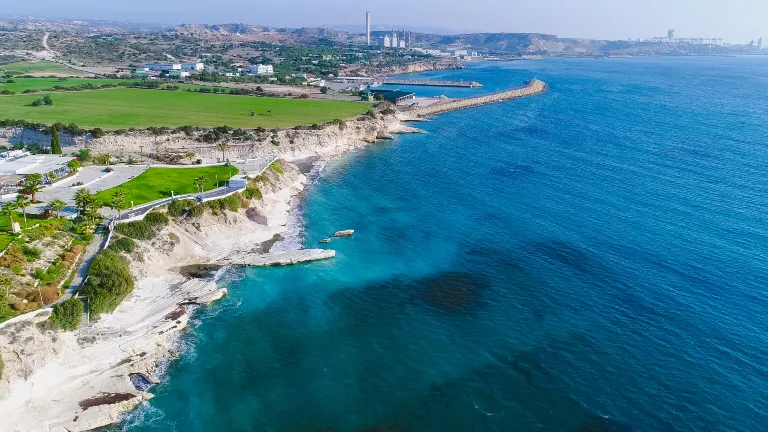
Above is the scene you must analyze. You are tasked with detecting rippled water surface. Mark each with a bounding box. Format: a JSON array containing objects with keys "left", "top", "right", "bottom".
[{"left": 118, "top": 57, "right": 768, "bottom": 432}]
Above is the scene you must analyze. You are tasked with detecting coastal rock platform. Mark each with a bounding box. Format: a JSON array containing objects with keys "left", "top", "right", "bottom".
[{"left": 217, "top": 249, "right": 336, "bottom": 267}]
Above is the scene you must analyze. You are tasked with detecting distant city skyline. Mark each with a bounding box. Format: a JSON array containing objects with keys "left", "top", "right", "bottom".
[{"left": 2, "top": 0, "right": 766, "bottom": 43}]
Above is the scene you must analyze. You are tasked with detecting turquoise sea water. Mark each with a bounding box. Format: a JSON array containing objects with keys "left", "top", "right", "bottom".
[{"left": 118, "top": 58, "right": 768, "bottom": 431}]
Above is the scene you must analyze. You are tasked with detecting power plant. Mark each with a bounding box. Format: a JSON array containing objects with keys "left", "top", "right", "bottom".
[{"left": 379, "top": 29, "right": 412, "bottom": 49}]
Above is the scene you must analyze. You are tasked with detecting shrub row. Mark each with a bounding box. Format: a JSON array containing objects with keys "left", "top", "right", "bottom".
[
  {"left": 204, "top": 193, "right": 248, "bottom": 215},
  {"left": 167, "top": 199, "right": 195, "bottom": 218},
  {"left": 144, "top": 212, "right": 170, "bottom": 226},
  {"left": 108, "top": 237, "right": 136, "bottom": 254},
  {"left": 79, "top": 249, "right": 134, "bottom": 318},
  {"left": 114, "top": 220, "right": 155, "bottom": 240}
]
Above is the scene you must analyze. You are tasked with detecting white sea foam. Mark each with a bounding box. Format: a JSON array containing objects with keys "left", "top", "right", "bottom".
[
  {"left": 271, "top": 159, "right": 326, "bottom": 253},
  {"left": 117, "top": 401, "right": 167, "bottom": 431}
]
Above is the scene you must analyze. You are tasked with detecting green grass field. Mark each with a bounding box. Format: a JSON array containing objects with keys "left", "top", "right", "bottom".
[
  {"left": 94, "top": 166, "right": 239, "bottom": 207},
  {"left": 0, "top": 88, "right": 370, "bottom": 129},
  {"left": 0, "top": 61, "right": 80, "bottom": 75}
]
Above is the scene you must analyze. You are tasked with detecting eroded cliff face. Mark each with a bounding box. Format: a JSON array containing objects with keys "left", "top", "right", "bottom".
[{"left": 0, "top": 115, "right": 401, "bottom": 163}]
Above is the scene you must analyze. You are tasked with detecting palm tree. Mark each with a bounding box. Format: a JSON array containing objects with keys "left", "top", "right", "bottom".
[
  {"left": 81, "top": 199, "right": 101, "bottom": 232},
  {"left": 216, "top": 143, "right": 228, "bottom": 162},
  {"left": 111, "top": 189, "right": 128, "bottom": 217},
  {"left": 194, "top": 175, "right": 209, "bottom": 195},
  {"left": 73, "top": 189, "right": 93, "bottom": 215},
  {"left": 1, "top": 201, "right": 18, "bottom": 229},
  {"left": 14, "top": 194, "right": 31, "bottom": 228},
  {"left": 22, "top": 173, "right": 44, "bottom": 202},
  {"left": 48, "top": 199, "right": 66, "bottom": 218}
]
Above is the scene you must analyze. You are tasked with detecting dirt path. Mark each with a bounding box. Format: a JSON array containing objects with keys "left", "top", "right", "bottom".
[{"left": 41, "top": 32, "right": 60, "bottom": 57}]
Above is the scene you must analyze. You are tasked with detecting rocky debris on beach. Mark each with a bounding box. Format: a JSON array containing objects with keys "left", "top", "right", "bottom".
[{"left": 334, "top": 229, "right": 355, "bottom": 237}]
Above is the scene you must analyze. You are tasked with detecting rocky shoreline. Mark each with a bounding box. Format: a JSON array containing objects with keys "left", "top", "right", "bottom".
[
  {"left": 0, "top": 113, "right": 418, "bottom": 431},
  {"left": 0, "top": 79, "right": 547, "bottom": 432}
]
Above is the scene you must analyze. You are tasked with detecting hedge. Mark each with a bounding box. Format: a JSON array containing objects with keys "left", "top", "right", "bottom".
[
  {"left": 50, "top": 297, "right": 84, "bottom": 331},
  {"left": 114, "top": 220, "right": 155, "bottom": 240},
  {"left": 79, "top": 249, "right": 134, "bottom": 318},
  {"left": 144, "top": 212, "right": 169, "bottom": 226},
  {"left": 108, "top": 237, "right": 136, "bottom": 254},
  {"left": 167, "top": 199, "right": 195, "bottom": 217}
]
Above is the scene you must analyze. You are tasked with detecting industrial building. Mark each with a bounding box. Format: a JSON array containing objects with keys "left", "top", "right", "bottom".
[
  {"left": 379, "top": 30, "right": 412, "bottom": 49},
  {"left": 168, "top": 70, "right": 190, "bottom": 78},
  {"left": 370, "top": 89, "right": 416, "bottom": 104}
]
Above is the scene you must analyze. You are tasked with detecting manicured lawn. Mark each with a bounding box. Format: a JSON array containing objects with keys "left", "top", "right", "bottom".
[
  {"left": 0, "top": 88, "right": 370, "bottom": 129},
  {"left": 0, "top": 78, "right": 138, "bottom": 93},
  {"left": 94, "top": 166, "right": 239, "bottom": 207},
  {"left": 0, "top": 61, "right": 80, "bottom": 74}
]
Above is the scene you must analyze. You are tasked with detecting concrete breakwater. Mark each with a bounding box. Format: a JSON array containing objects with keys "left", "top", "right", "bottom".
[{"left": 402, "top": 79, "right": 547, "bottom": 118}]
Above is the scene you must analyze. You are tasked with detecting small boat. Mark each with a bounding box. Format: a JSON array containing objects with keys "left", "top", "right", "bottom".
[
  {"left": 319, "top": 238, "right": 332, "bottom": 244},
  {"left": 334, "top": 230, "right": 355, "bottom": 237}
]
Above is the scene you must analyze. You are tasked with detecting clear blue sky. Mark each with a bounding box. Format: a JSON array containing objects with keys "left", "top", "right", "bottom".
[{"left": 5, "top": 0, "right": 766, "bottom": 43}]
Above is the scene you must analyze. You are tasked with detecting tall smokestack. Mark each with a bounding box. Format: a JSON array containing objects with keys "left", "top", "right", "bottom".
[{"left": 366, "top": 11, "right": 371, "bottom": 46}]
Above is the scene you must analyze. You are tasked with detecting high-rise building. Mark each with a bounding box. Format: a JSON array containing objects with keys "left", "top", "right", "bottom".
[
  {"left": 668, "top": 29, "right": 675, "bottom": 40},
  {"left": 759, "top": 37, "right": 764, "bottom": 50},
  {"left": 366, "top": 11, "right": 371, "bottom": 46}
]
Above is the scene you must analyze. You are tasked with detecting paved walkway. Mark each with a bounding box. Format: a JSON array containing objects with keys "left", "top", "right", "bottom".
[{"left": 57, "top": 229, "right": 106, "bottom": 304}]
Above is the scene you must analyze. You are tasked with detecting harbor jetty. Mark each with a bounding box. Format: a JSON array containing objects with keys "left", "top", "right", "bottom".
[
  {"left": 383, "top": 79, "right": 482, "bottom": 88},
  {"left": 401, "top": 79, "right": 547, "bottom": 118}
]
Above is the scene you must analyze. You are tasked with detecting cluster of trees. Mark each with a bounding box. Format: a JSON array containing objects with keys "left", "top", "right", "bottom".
[{"left": 31, "top": 95, "right": 53, "bottom": 107}]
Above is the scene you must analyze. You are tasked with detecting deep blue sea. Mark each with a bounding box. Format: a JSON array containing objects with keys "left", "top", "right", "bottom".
[{"left": 118, "top": 57, "right": 768, "bottom": 431}]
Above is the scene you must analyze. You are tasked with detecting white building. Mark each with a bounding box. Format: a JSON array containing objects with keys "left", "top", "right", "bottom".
[
  {"left": 144, "top": 62, "right": 204, "bottom": 71},
  {"left": 250, "top": 64, "right": 274, "bottom": 75},
  {"left": 0, "top": 154, "right": 75, "bottom": 178}
]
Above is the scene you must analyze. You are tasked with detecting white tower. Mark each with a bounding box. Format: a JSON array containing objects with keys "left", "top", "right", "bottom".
[{"left": 366, "top": 11, "right": 371, "bottom": 46}]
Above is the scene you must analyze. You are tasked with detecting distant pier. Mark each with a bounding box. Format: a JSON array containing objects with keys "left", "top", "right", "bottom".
[
  {"left": 399, "top": 79, "right": 547, "bottom": 118},
  {"left": 382, "top": 79, "right": 483, "bottom": 88}
]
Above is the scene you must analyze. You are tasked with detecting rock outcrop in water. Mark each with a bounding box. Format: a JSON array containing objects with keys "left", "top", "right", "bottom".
[{"left": 216, "top": 249, "right": 336, "bottom": 266}]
